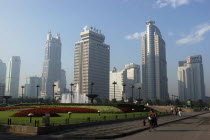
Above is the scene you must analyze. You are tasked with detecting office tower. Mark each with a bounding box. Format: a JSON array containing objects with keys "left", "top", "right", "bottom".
[
  {"left": 74, "top": 27, "right": 110, "bottom": 103},
  {"left": 25, "top": 76, "right": 41, "bottom": 98},
  {"left": 60, "top": 69, "right": 66, "bottom": 93},
  {"left": 178, "top": 55, "right": 205, "bottom": 101},
  {"left": 141, "top": 20, "right": 168, "bottom": 101},
  {"left": 109, "top": 63, "right": 141, "bottom": 101},
  {"left": 5, "top": 56, "right": 21, "bottom": 98},
  {"left": 41, "top": 32, "right": 62, "bottom": 99},
  {"left": 0, "top": 59, "right": 6, "bottom": 96}
]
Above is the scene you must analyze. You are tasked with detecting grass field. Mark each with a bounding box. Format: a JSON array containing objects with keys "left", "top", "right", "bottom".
[{"left": 0, "top": 111, "right": 151, "bottom": 126}]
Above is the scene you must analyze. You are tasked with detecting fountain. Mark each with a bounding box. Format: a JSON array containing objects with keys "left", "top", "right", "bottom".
[{"left": 60, "top": 83, "right": 87, "bottom": 103}]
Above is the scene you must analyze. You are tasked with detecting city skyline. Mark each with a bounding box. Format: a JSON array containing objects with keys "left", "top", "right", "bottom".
[{"left": 0, "top": 0, "right": 209, "bottom": 97}]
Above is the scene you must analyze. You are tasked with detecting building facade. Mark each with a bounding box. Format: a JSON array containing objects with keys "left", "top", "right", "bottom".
[
  {"left": 25, "top": 76, "right": 41, "bottom": 98},
  {"left": 141, "top": 20, "right": 168, "bottom": 101},
  {"left": 0, "top": 59, "right": 6, "bottom": 96},
  {"left": 41, "top": 32, "right": 62, "bottom": 99},
  {"left": 74, "top": 27, "right": 110, "bottom": 103},
  {"left": 109, "top": 63, "right": 141, "bottom": 101},
  {"left": 5, "top": 56, "right": 21, "bottom": 98},
  {"left": 178, "top": 55, "right": 205, "bottom": 101}
]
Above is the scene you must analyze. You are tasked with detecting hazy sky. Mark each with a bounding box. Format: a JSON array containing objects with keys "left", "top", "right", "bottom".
[{"left": 0, "top": 0, "right": 209, "bottom": 96}]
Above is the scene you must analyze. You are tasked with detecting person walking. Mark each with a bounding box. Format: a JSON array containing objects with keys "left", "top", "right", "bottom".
[
  {"left": 178, "top": 108, "right": 182, "bottom": 116},
  {"left": 148, "top": 109, "right": 157, "bottom": 131}
]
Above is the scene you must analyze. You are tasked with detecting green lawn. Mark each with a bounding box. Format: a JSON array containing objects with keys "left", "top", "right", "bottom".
[{"left": 0, "top": 111, "right": 152, "bottom": 126}]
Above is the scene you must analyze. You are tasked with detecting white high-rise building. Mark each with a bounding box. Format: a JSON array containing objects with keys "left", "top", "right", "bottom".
[
  {"left": 141, "top": 20, "right": 168, "bottom": 101},
  {"left": 74, "top": 27, "right": 110, "bottom": 103},
  {"left": 109, "top": 63, "right": 141, "bottom": 101},
  {"left": 178, "top": 55, "right": 205, "bottom": 101},
  {"left": 25, "top": 76, "right": 41, "bottom": 98},
  {"left": 5, "top": 56, "right": 21, "bottom": 98},
  {"left": 0, "top": 59, "right": 6, "bottom": 96},
  {"left": 41, "top": 32, "right": 62, "bottom": 99}
]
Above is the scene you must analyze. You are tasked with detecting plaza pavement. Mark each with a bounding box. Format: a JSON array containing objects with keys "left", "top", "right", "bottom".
[{"left": 116, "top": 112, "right": 210, "bottom": 140}]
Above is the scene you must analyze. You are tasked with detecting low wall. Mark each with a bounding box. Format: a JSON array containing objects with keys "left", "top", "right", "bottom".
[
  {"left": 0, "top": 114, "right": 169, "bottom": 135},
  {"left": 0, "top": 124, "right": 38, "bottom": 135}
]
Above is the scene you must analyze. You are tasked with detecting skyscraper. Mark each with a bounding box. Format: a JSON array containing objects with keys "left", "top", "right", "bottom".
[
  {"left": 178, "top": 55, "right": 205, "bottom": 101},
  {"left": 25, "top": 76, "right": 41, "bottom": 98},
  {"left": 5, "top": 56, "right": 21, "bottom": 98},
  {"left": 41, "top": 32, "right": 61, "bottom": 99},
  {"left": 141, "top": 20, "right": 168, "bottom": 101},
  {"left": 74, "top": 27, "right": 110, "bottom": 103},
  {"left": 0, "top": 59, "right": 6, "bottom": 96}
]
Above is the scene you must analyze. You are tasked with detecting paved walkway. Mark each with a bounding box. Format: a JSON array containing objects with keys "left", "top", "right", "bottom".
[
  {"left": 0, "top": 111, "right": 208, "bottom": 140},
  {"left": 116, "top": 112, "right": 210, "bottom": 140}
]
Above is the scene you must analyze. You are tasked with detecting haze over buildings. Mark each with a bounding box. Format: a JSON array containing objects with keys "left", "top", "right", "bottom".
[
  {"left": 141, "top": 20, "right": 168, "bottom": 101},
  {"left": 5, "top": 56, "right": 21, "bottom": 98},
  {"left": 24, "top": 76, "right": 41, "bottom": 98},
  {"left": 74, "top": 27, "right": 110, "bottom": 102},
  {"left": 178, "top": 55, "right": 205, "bottom": 101}
]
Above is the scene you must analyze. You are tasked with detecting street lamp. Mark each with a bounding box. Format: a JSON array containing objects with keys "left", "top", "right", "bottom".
[
  {"left": 36, "top": 85, "right": 40, "bottom": 104},
  {"left": 70, "top": 83, "right": 74, "bottom": 103},
  {"left": 131, "top": 85, "right": 134, "bottom": 103},
  {"left": 52, "top": 84, "right": 56, "bottom": 103},
  {"left": 90, "top": 82, "right": 94, "bottom": 95},
  {"left": 28, "top": 113, "right": 34, "bottom": 123},
  {"left": 122, "top": 83, "right": 126, "bottom": 100},
  {"left": 21, "top": 86, "right": 25, "bottom": 103},
  {"left": 138, "top": 87, "right": 141, "bottom": 99},
  {"left": 68, "top": 112, "right": 72, "bottom": 119},
  {"left": 112, "top": 81, "right": 117, "bottom": 101},
  {"left": 98, "top": 110, "right": 101, "bottom": 117}
]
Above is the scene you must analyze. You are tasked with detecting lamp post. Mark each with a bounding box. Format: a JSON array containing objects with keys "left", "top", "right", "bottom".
[
  {"left": 21, "top": 86, "right": 24, "bottom": 103},
  {"left": 28, "top": 113, "right": 34, "bottom": 123},
  {"left": 36, "top": 85, "right": 40, "bottom": 104},
  {"left": 90, "top": 82, "right": 94, "bottom": 95},
  {"left": 98, "top": 110, "right": 101, "bottom": 117},
  {"left": 112, "top": 81, "right": 117, "bottom": 101},
  {"left": 138, "top": 87, "right": 141, "bottom": 99},
  {"left": 131, "top": 85, "right": 134, "bottom": 103},
  {"left": 122, "top": 83, "right": 126, "bottom": 101},
  {"left": 68, "top": 112, "right": 72, "bottom": 119},
  {"left": 70, "top": 83, "right": 74, "bottom": 103},
  {"left": 52, "top": 84, "right": 56, "bottom": 103}
]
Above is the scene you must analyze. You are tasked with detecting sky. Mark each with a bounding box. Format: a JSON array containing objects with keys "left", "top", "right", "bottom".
[{"left": 0, "top": 0, "right": 209, "bottom": 96}]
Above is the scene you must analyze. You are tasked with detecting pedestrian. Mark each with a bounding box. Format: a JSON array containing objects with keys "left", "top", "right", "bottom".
[
  {"left": 175, "top": 107, "right": 178, "bottom": 115},
  {"left": 170, "top": 107, "right": 174, "bottom": 114},
  {"left": 178, "top": 108, "right": 182, "bottom": 116},
  {"left": 148, "top": 109, "right": 157, "bottom": 131}
]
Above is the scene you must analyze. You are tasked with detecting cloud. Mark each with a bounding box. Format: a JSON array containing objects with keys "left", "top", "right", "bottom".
[
  {"left": 176, "top": 23, "right": 210, "bottom": 45},
  {"left": 168, "top": 32, "right": 174, "bottom": 36},
  {"left": 156, "top": 0, "right": 190, "bottom": 8},
  {"left": 125, "top": 31, "right": 145, "bottom": 40}
]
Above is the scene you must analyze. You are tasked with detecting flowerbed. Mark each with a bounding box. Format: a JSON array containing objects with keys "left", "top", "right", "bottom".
[
  {"left": 0, "top": 107, "right": 23, "bottom": 111},
  {"left": 12, "top": 107, "right": 98, "bottom": 117}
]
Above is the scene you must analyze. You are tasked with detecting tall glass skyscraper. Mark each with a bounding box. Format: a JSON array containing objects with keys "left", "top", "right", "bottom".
[
  {"left": 5, "top": 56, "right": 21, "bottom": 98},
  {"left": 41, "top": 32, "right": 61, "bottom": 99},
  {"left": 0, "top": 59, "right": 6, "bottom": 96},
  {"left": 141, "top": 20, "right": 168, "bottom": 101},
  {"left": 74, "top": 27, "right": 110, "bottom": 103}
]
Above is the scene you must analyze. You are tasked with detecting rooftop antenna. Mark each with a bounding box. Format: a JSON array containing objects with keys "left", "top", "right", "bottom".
[{"left": 90, "top": 26, "right": 93, "bottom": 31}]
